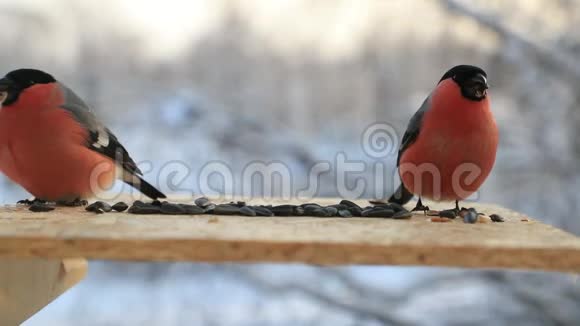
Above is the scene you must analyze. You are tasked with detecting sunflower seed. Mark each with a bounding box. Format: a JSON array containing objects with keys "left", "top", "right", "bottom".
[
  {"left": 271, "top": 205, "right": 296, "bottom": 216},
  {"left": 194, "top": 197, "right": 213, "bottom": 208},
  {"left": 111, "top": 202, "right": 129, "bottom": 212},
  {"left": 213, "top": 204, "right": 241, "bottom": 215},
  {"left": 362, "top": 208, "right": 395, "bottom": 218},
  {"left": 240, "top": 206, "right": 257, "bottom": 216},
  {"left": 252, "top": 206, "right": 274, "bottom": 216},
  {"left": 160, "top": 203, "right": 186, "bottom": 214},
  {"left": 179, "top": 204, "right": 205, "bottom": 215},
  {"left": 489, "top": 214, "right": 505, "bottom": 222},
  {"left": 29, "top": 202, "right": 54, "bottom": 212},
  {"left": 463, "top": 210, "right": 478, "bottom": 224},
  {"left": 338, "top": 209, "right": 353, "bottom": 218},
  {"left": 393, "top": 211, "right": 412, "bottom": 219},
  {"left": 439, "top": 209, "right": 457, "bottom": 219}
]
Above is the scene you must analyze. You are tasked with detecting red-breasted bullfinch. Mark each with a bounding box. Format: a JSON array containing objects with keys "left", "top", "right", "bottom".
[
  {"left": 385, "top": 65, "right": 498, "bottom": 211},
  {"left": 0, "top": 69, "right": 166, "bottom": 203}
]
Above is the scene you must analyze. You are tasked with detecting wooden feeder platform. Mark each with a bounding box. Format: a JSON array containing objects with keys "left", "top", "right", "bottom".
[{"left": 1, "top": 198, "right": 579, "bottom": 324}]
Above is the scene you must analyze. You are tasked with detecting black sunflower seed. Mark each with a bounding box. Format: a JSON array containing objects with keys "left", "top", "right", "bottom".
[
  {"left": 489, "top": 214, "right": 505, "bottom": 222},
  {"left": 111, "top": 202, "right": 129, "bottom": 212},
  {"left": 29, "top": 202, "right": 55, "bottom": 212},
  {"left": 160, "top": 203, "right": 186, "bottom": 215},
  {"left": 271, "top": 205, "right": 296, "bottom": 216},
  {"left": 128, "top": 203, "right": 161, "bottom": 214},
  {"left": 362, "top": 208, "right": 395, "bottom": 218},
  {"left": 340, "top": 200, "right": 361, "bottom": 209},
  {"left": 86, "top": 201, "right": 112, "bottom": 213},
  {"left": 393, "top": 211, "right": 412, "bottom": 219},
  {"left": 179, "top": 204, "right": 205, "bottom": 215},
  {"left": 347, "top": 206, "right": 363, "bottom": 217},
  {"left": 463, "top": 210, "right": 479, "bottom": 224},
  {"left": 213, "top": 204, "right": 241, "bottom": 215},
  {"left": 252, "top": 206, "right": 274, "bottom": 216},
  {"left": 323, "top": 206, "right": 338, "bottom": 217},
  {"left": 194, "top": 197, "right": 213, "bottom": 208},
  {"left": 338, "top": 209, "right": 353, "bottom": 218},
  {"left": 240, "top": 206, "right": 257, "bottom": 216},
  {"left": 439, "top": 209, "right": 457, "bottom": 219}
]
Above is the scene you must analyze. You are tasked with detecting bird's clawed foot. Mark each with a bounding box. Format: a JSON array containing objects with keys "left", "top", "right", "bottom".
[
  {"left": 411, "top": 198, "right": 430, "bottom": 214},
  {"left": 17, "top": 198, "right": 46, "bottom": 206},
  {"left": 17, "top": 198, "right": 55, "bottom": 212},
  {"left": 56, "top": 198, "right": 88, "bottom": 207}
]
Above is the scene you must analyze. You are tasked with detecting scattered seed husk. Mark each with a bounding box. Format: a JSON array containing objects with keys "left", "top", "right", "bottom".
[
  {"left": 431, "top": 217, "right": 452, "bottom": 223},
  {"left": 478, "top": 215, "right": 492, "bottom": 223}
]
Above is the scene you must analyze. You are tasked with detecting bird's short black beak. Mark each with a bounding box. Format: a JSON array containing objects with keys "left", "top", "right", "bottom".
[
  {"left": 471, "top": 73, "right": 488, "bottom": 90},
  {"left": 0, "top": 77, "right": 12, "bottom": 91}
]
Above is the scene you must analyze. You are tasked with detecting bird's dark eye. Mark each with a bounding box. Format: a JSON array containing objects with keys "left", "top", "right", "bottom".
[{"left": 0, "top": 91, "right": 7, "bottom": 104}]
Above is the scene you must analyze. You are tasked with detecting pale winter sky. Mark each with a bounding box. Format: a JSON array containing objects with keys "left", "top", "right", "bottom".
[{"left": 0, "top": 0, "right": 465, "bottom": 62}]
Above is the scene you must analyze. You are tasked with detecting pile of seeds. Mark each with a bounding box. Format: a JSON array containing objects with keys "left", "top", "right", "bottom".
[
  {"left": 19, "top": 196, "right": 505, "bottom": 223},
  {"left": 102, "top": 198, "right": 415, "bottom": 219}
]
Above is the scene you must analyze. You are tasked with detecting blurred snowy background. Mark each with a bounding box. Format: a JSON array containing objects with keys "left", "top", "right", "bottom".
[{"left": 1, "top": 0, "right": 580, "bottom": 325}]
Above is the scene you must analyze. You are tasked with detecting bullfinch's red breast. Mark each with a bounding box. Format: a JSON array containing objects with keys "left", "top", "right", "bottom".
[
  {"left": 0, "top": 69, "right": 166, "bottom": 202},
  {"left": 387, "top": 65, "right": 498, "bottom": 210}
]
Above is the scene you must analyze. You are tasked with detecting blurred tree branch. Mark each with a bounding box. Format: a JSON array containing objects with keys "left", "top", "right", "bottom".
[{"left": 441, "top": 0, "right": 580, "bottom": 85}]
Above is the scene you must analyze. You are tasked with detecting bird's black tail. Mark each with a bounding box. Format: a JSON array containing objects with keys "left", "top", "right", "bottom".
[
  {"left": 369, "top": 184, "right": 414, "bottom": 206},
  {"left": 124, "top": 175, "right": 167, "bottom": 200},
  {"left": 388, "top": 184, "right": 414, "bottom": 205}
]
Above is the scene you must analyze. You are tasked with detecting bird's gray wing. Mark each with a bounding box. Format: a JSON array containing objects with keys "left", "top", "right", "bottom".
[
  {"left": 376, "top": 95, "right": 433, "bottom": 205},
  {"left": 396, "top": 95, "right": 432, "bottom": 166},
  {"left": 57, "top": 82, "right": 142, "bottom": 175}
]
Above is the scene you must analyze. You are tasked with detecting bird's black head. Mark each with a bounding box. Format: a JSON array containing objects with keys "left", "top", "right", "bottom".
[
  {"left": 439, "top": 65, "right": 488, "bottom": 101},
  {"left": 0, "top": 69, "right": 56, "bottom": 106}
]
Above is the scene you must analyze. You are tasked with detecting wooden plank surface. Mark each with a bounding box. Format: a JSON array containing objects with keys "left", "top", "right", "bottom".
[
  {"left": 0, "top": 258, "right": 87, "bottom": 325},
  {"left": 0, "top": 199, "right": 579, "bottom": 272}
]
